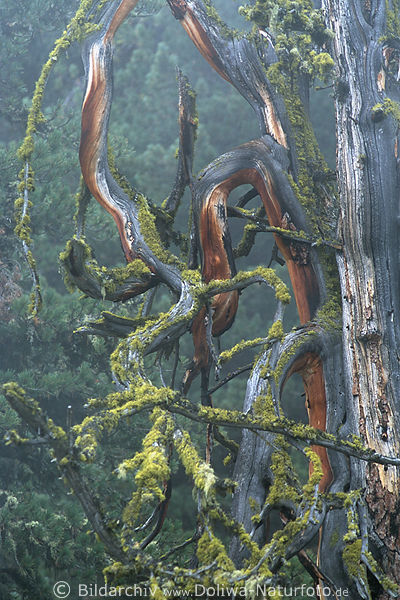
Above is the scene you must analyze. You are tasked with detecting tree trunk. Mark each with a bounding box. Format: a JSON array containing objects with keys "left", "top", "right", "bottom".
[{"left": 324, "top": 0, "right": 400, "bottom": 595}]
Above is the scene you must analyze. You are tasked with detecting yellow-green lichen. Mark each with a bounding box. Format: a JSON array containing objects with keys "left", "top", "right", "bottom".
[
  {"left": 197, "top": 532, "right": 235, "bottom": 571},
  {"left": 136, "top": 194, "right": 174, "bottom": 264},
  {"left": 372, "top": 97, "right": 400, "bottom": 125},
  {"left": 121, "top": 409, "right": 172, "bottom": 528},
  {"left": 15, "top": 0, "right": 112, "bottom": 314},
  {"left": 342, "top": 539, "right": 364, "bottom": 579},
  {"left": 267, "top": 319, "right": 284, "bottom": 340},
  {"left": 272, "top": 332, "right": 315, "bottom": 383},
  {"left": 173, "top": 429, "right": 216, "bottom": 501},
  {"left": 263, "top": 437, "right": 301, "bottom": 507},
  {"left": 59, "top": 237, "right": 152, "bottom": 296},
  {"left": 218, "top": 337, "right": 265, "bottom": 365}
]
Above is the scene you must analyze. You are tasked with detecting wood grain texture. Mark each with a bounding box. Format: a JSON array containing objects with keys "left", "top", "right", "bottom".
[{"left": 324, "top": 0, "right": 400, "bottom": 593}]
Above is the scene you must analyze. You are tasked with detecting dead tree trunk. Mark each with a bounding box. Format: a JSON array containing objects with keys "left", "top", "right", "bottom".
[{"left": 323, "top": 0, "right": 400, "bottom": 595}]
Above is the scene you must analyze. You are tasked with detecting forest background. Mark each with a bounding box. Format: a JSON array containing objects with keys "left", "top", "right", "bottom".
[{"left": 0, "top": 0, "right": 335, "bottom": 597}]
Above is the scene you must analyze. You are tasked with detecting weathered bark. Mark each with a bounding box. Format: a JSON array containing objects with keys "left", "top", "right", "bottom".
[
  {"left": 166, "top": 0, "right": 341, "bottom": 578},
  {"left": 323, "top": 0, "right": 400, "bottom": 595},
  {"left": 79, "top": 0, "right": 183, "bottom": 294}
]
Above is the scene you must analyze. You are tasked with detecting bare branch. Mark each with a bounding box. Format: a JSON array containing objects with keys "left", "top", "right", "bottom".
[{"left": 164, "top": 70, "right": 197, "bottom": 216}]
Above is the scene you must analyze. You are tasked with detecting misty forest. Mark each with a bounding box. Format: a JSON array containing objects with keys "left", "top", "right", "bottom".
[{"left": 1, "top": 0, "right": 400, "bottom": 598}]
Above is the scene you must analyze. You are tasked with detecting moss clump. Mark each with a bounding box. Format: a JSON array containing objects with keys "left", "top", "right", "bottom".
[
  {"left": 372, "top": 98, "right": 400, "bottom": 125},
  {"left": 59, "top": 237, "right": 152, "bottom": 296},
  {"left": 120, "top": 409, "right": 172, "bottom": 527},
  {"left": 181, "top": 268, "right": 202, "bottom": 285},
  {"left": 342, "top": 539, "right": 364, "bottom": 579},
  {"left": 264, "top": 437, "right": 300, "bottom": 507},
  {"left": 303, "top": 446, "right": 323, "bottom": 492},
  {"left": 3, "top": 382, "right": 39, "bottom": 410},
  {"left": 197, "top": 532, "right": 235, "bottom": 571},
  {"left": 173, "top": 429, "right": 216, "bottom": 501},
  {"left": 137, "top": 194, "right": 174, "bottom": 264},
  {"left": 267, "top": 319, "right": 284, "bottom": 340},
  {"left": 253, "top": 391, "right": 277, "bottom": 419},
  {"left": 241, "top": 0, "right": 333, "bottom": 79}
]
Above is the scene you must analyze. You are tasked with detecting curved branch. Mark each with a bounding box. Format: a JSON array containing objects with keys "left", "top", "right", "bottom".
[
  {"left": 193, "top": 136, "right": 323, "bottom": 324},
  {"left": 60, "top": 238, "right": 158, "bottom": 301},
  {"left": 79, "top": 0, "right": 182, "bottom": 293},
  {"left": 166, "top": 0, "right": 296, "bottom": 168}
]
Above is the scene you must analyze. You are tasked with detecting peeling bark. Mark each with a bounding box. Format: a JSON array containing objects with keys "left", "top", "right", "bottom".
[{"left": 324, "top": 0, "right": 400, "bottom": 594}]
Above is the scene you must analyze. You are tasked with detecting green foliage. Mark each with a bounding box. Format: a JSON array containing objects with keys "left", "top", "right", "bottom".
[
  {"left": 0, "top": 490, "right": 105, "bottom": 599},
  {"left": 385, "top": 0, "right": 400, "bottom": 41},
  {"left": 372, "top": 97, "right": 400, "bottom": 124}
]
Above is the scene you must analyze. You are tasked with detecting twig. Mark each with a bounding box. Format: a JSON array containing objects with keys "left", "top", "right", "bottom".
[
  {"left": 208, "top": 363, "right": 252, "bottom": 394},
  {"left": 158, "top": 533, "right": 199, "bottom": 561},
  {"left": 140, "top": 479, "right": 172, "bottom": 550},
  {"left": 213, "top": 426, "right": 239, "bottom": 458},
  {"left": 170, "top": 340, "right": 180, "bottom": 389},
  {"left": 235, "top": 187, "right": 259, "bottom": 208}
]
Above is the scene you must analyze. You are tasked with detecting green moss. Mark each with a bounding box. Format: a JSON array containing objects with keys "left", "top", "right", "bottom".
[
  {"left": 303, "top": 446, "right": 323, "bottom": 492},
  {"left": 264, "top": 437, "right": 301, "bottom": 506},
  {"left": 342, "top": 539, "right": 363, "bottom": 579},
  {"left": 267, "top": 319, "right": 284, "bottom": 340},
  {"left": 201, "top": 0, "right": 242, "bottom": 40},
  {"left": 244, "top": 2, "right": 340, "bottom": 317},
  {"left": 384, "top": 0, "right": 400, "bottom": 40},
  {"left": 3, "top": 382, "right": 39, "bottom": 410},
  {"left": 310, "top": 51, "right": 335, "bottom": 80},
  {"left": 59, "top": 237, "right": 152, "bottom": 296},
  {"left": 197, "top": 532, "right": 235, "bottom": 570},
  {"left": 108, "top": 147, "right": 178, "bottom": 265},
  {"left": 372, "top": 98, "right": 400, "bottom": 125},
  {"left": 234, "top": 223, "right": 258, "bottom": 258},
  {"left": 173, "top": 429, "right": 216, "bottom": 501},
  {"left": 15, "top": 0, "right": 112, "bottom": 314},
  {"left": 272, "top": 331, "right": 316, "bottom": 383},
  {"left": 120, "top": 409, "right": 172, "bottom": 528},
  {"left": 203, "top": 266, "right": 291, "bottom": 304},
  {"left": 136, "top": 194, "right": 174, "bottom": 263},
  {"left": 363, "top": 550, "right": 399, "bottom": 594},
  {"left": 218, "top": 337, "right": 265, "bottom": 365},
  {"left": 241, "top": 0, "right": 333, "bottom": 79},
  {"left": 253, "top": 391, "right": 277, "bottom": 419}
]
